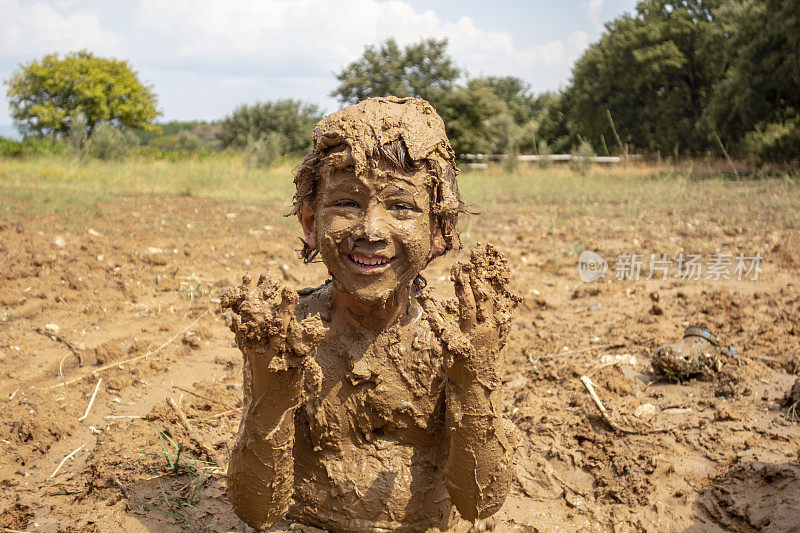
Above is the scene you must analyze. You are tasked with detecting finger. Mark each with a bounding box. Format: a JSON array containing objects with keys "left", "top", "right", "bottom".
[
  {"left": 419, "top": 296, "right": 445, "bottom": 333},
  {"left": 468, "top": 268, "right": 491, "bottom": 323},
  {"left": 276, "top": 287, "right": 298, "bottom": 335},
  {"left": 453, "top": 263, "right": 476, "bottom": 331},
  {"left": 257, "top": 271, "right": 281, "bottom": 302}
]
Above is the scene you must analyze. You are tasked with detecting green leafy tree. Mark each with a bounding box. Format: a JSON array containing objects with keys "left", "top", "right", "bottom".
[
  {"left": 5, "top": 50, "right": 160, "bottom": 138},
  {"left": 708, "top": 0, "right": 800, "bottom": 162},
  {"left": 564, "top": 0, "right": 725, "bottom": 154},
  {"left": 331, "top": 38, "right": 460, "bottom": 108},
  {"left": 217, "top": 99, "right": 322, "bottom": 156},
  {"left": 437, "top": 79, "right": 509, "bottom": 155},
  {"left": 534, "top": 91, "right": 573, "bottom": 154}
]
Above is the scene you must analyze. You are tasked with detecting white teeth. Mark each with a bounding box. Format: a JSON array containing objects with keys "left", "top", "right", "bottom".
[{"left": 350, "top": 254, "right": 390, "bottom": 267}]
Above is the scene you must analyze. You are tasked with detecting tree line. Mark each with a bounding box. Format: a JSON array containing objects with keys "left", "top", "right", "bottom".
[{"left": 4, "top": 0, "right": 798, "bottom": 164}]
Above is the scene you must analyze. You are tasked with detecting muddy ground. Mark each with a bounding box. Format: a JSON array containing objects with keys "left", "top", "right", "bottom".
[{"left": 1, "top": 179, "right": 799, "bottom": 532}]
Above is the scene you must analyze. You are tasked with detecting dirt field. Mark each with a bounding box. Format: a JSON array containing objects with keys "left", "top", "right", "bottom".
[{"left": 1, "top": 162, "right": 799, "bottom": 532}]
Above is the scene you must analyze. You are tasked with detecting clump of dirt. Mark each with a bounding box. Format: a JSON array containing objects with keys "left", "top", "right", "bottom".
[
  {"left": 94, "top": 340, "right": 124, "bottom": 365},
  {"left": 0, "top": 503, "right": 33, "bottom": 530},
  {"left": 4, "top": 393, "right": 76, "bottom": 455},
  {"left": 781, "top": 378, "right": 800, "bottom": 408}
]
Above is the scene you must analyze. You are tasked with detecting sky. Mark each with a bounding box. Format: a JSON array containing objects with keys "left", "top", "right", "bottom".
[{"left": 0, "top": 0, "right": 638, "bottom": 132}]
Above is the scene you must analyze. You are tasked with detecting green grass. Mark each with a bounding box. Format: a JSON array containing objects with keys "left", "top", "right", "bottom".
[
  {"left": 2, "top": 154, "right": 799, "bottom": 231},
  {"left": 135, "top": 431, "right": 217, "bottom": 526},
  {"left": 458, "top": 164, "right": 800, "bottom": 227},
  {"left": 0, "top": 152, "right": 298, "bottom": 213}
]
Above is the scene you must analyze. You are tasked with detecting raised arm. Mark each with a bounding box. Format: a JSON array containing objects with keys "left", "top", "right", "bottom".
[
  {"left": 221, "top": 274, "right": 327, "bottom": 531},
  {"left": 421, "top": 244, "right": 520, "bottom": 521}
]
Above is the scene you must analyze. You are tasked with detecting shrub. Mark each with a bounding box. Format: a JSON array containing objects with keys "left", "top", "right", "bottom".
[
  {"left": 245, "top": 132, "right": 288, "bottom": 167},
  {"left": 569, "top": 138, "right": 596, "bottom": 174},
  {"left": 176, "top": 130, "right": 202, "bottom": 151},
  {"left": 536, "top": 140, "right": 553, "bottom": 169},
  {"left": 86, "top": 124, "right": 139, "bottom": 160},
  {"left": 218, "top": 100, "right": 321, "bottom": 156},
  {"left": 742, "top": 121, "right": 800, "bottom": 165},
  {"left": 0, "top": 137, "right": 70, "bottom": 158}
]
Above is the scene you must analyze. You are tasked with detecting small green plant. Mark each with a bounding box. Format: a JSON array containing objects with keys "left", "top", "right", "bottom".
[
  {"left": 179, "top": 283, "right": 208, "bottom": 300},
  {"left": 135, "top": 431, "right": 216, "bottom": 525},
  {"left": 569, "top": 137, "right": 596, "bottom": 174}
]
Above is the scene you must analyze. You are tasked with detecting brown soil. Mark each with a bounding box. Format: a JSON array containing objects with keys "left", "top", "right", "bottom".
[{"left": 1, "top": 191, "right": 798, "bottom": 532}]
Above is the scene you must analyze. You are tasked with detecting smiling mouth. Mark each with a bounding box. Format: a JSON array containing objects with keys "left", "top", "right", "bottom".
[{"left": 344, "top": 252, "right": 395, "bottom": 273}]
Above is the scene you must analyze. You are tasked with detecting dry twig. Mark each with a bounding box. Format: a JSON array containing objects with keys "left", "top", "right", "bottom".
[
  {"left": 48, "top": 442, "right": 86, "bottom": 480},
  {"left": 78, "top": 378, "right": 102, "bottom": 421},
  {"left": 172, "top": 385, "right": 234, "bottom": 410},
  {"left": 580, "top": 375, "right": 664, "bottom": 435},
  {"left": 35, "top": 327, "right": 83, "bottom": 365}
]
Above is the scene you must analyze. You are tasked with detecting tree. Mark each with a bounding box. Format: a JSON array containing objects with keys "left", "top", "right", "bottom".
[
  {"left": 331, "top": 38, "right": 460, "bottom": 109},
  {"left": 708, "top": 0, "right": 800, "bottom": 162},
  {"left": 217, "top": 99, "right": 323, "bottom": 156},
  {"left": 437, "top": 79, "right": 511, "bottom": 156},
  {"left": 5, "top": 50, "right": 160, "bottom": 138},
  {"left": 563, "top": 0, "right": 725, "bottom": 154}
]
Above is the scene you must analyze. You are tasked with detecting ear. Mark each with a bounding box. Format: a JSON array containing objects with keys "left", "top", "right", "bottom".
[
  {"left": 299, "top": 202, "right": 316, "bottom": 249},
  {"left": 431, "top": 228, "right": 446, "bottom": 257}
]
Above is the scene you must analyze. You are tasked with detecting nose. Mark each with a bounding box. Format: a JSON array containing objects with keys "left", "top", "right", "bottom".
[{"left": 356, "top": 203, "right": 390, "bottom": 243}]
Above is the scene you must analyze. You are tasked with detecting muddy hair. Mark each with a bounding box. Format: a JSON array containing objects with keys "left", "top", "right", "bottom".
[{"left": 291, "top": 138, "right": 466, "bottom": 264}]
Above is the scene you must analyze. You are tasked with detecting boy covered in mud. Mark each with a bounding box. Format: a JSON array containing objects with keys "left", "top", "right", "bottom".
[{"left": 221, "top": 97, "right": 519, "bottom": 532}]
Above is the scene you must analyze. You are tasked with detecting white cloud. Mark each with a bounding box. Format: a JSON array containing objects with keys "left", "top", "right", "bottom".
[
  {"left": 585, "top": 0, "right": 604, "bottom": 27},
  {"left": 0, "top": 0, "right": 123, "bottom": 60},
  {"left": 1, "top": 0, "right": 598, "bottom": 123},
  {"left": 131, "top": 0, "right": 589, "bottom": 93}
]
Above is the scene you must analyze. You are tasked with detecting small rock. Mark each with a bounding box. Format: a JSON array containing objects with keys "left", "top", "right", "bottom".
[
  {"left": 182, "top": 331, "right": 202, "bottom": 350},
  {"left": 650, "top": 303, "right": 664, "bottom": 315},
  {"left": 714, "top": 402, "right": 739, "bottom": 421},
  {"left": 634, "top": 403, "right": 657, "bottom": 420},
  {"left": 225, "top": 213, "right": 237, "bottom": 219},
  {"left": 44, "top": 323, "right": 59, "bottom": 333},
  {"left": 87, "top": 228, "right": 102, "bottom": 237},
  {"left": 52, "top": 235, "right": 66, "bottom": 247}
]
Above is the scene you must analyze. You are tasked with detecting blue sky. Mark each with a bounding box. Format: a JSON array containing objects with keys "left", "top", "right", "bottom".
[{"left": 0, "top": 0, "right": 638, "bottom": 132}]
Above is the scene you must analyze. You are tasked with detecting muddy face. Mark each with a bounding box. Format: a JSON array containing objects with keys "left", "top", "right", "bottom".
[{"left": 307, "top": 158, "right": 439, "bottom": 305}]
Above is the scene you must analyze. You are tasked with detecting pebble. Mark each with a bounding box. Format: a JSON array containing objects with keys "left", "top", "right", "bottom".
[{"left": 634, "top": 403, "right": 657, "bottom": 420}]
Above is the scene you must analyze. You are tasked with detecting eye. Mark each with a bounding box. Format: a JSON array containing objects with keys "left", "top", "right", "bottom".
[
  {"left": 333, "top": 199, "right": 359, "bottom": 208},
  {"left": 389, "top": 202, "right": 414, "bottom": 211}
]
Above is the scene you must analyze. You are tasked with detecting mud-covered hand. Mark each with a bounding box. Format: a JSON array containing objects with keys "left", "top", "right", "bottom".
[
  {"left": 422, "top": 244, "right": 521, "bottom": 390},
  {"left": 220, "top": 273, "right": 327, "bottom": 400}
]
